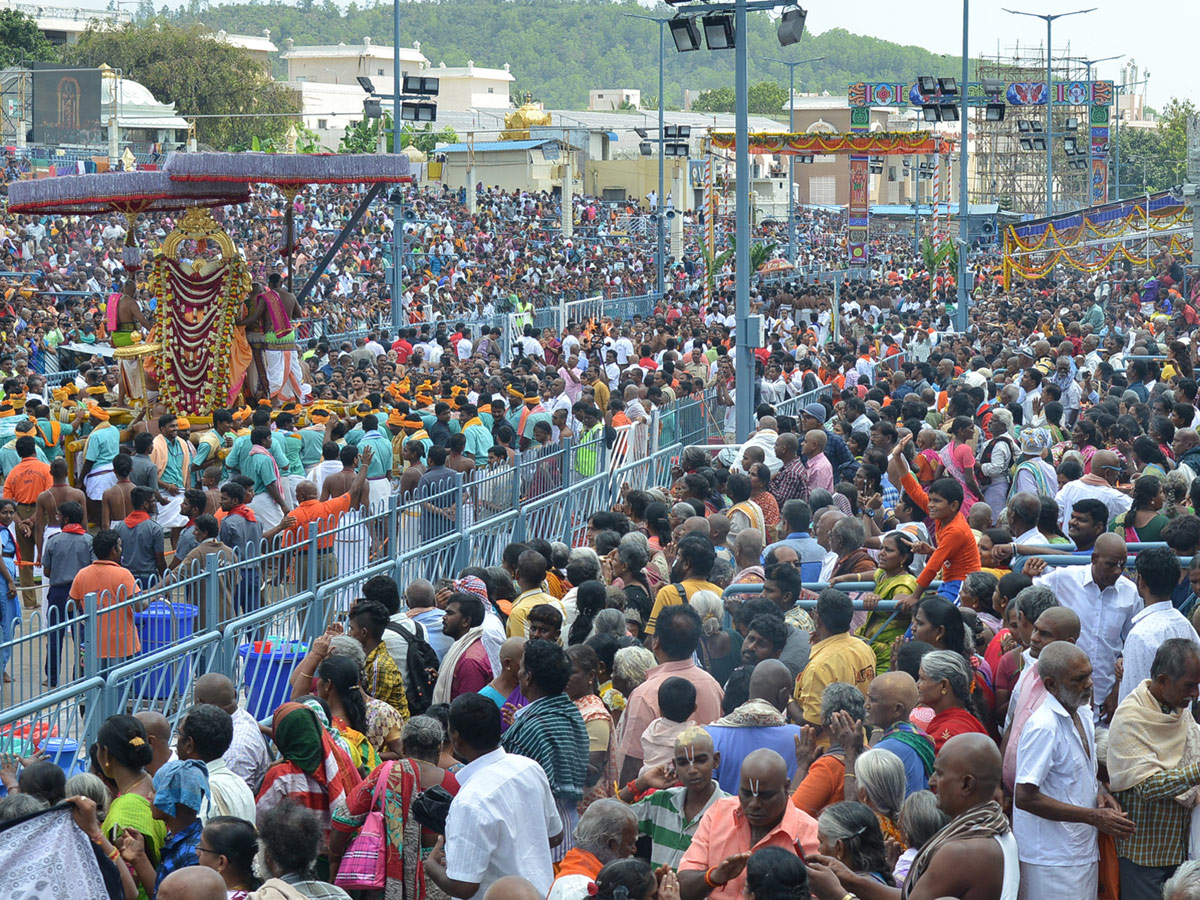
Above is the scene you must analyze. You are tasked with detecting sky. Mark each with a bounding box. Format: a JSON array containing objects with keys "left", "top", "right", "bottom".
[{"left": 802, "top": 0, "right": 1196, "bottom": 110}]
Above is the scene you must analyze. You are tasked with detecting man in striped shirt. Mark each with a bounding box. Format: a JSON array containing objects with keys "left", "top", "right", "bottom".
[{"left": 617, "top": 727, "right": 728, "bottom": 869}]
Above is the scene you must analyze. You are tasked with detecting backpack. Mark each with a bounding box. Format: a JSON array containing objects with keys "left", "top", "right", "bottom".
[{"left": 385, "top": 619, "right": 440, "bottom": 715}]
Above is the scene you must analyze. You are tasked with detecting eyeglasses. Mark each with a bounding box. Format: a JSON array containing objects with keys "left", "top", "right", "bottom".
[{"left": 196, "top": 846, "right": 220, "bottom": 858}]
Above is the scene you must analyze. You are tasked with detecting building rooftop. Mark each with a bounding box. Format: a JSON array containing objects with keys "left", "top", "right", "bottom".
[
  {"left": 216, "top": 30, "right": 278, "bottom": 54},
  {"left": 438, "top": 138, "right": 569, "bottom": 153},
  {"left": 432, "top": 61, "right": 515, "bottom": 82},
  {"left": 282, "top": 38, "right": 428, "bottom": 64}
]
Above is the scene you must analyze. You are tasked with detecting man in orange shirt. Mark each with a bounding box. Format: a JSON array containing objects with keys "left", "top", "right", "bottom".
[
  {"left": 4, "top": 434, "right": 51, "bottom": 607},
  {"left": 677, "top": 748, "right": 818, "bottom": 900},
  {"left": 284, "top": 444, "right": 372, "bottom": 591},
  {"left": 69, "top": 528, "right": 141, "bottom": 675},
  {"left": 888, "top": 434, "right": 981, "bottom": 608}
]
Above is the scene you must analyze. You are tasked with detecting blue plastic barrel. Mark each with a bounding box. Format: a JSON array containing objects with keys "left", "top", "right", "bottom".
[
  {"left": 40, "top": 737, "right": 87, "bottom": 778},
  {"left": 133, "top": 601, "right": 199, "bottom": 698},
  {"left": 238, "top": 641, "right": 308, "bottom": 721}
]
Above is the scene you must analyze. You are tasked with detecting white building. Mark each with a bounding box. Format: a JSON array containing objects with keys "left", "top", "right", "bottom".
[
  {"left": 430, "top": 60, "right": 513, "bottom": 111},
  {"left": 282, "top": 37, "right": 429, "bottom": 98},
  {"left": 106, "top": 76, "right": 189, "bottom": 150},
  {"left": 589, "top": 89, "right": 641, "bottom": 111},
  {"left": 0, "top": 0, "right": 129, "bottom": 45},
  {"left": 215, "top": 29, "right": 278, "bottom": 72}
]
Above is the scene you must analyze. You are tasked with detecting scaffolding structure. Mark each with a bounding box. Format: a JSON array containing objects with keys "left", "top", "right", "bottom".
[{"left": 971, "top": 42, "right": 1093, "bottom": 215}]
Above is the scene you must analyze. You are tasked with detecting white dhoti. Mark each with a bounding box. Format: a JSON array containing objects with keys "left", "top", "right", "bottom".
[
  {"left": 333, "top": 508, "right": 369, "bottom": 615},
  {"left": 1017, "top": 861, "right": 1097, "bottom": 900},
  {"left": 249, "top": 491, "right": 284, "bottom": 532},
  {"left": 84, "top": 464, "right": 116, "bottom": 501},
  {"left": 283, "top": 474, "right": 303, "bottom": 508},
  {"left": 265, "top": 348, "right": 308, "bottom": 401},
  {"left": 367, "top": 477, "right": 391, "bottom": 513},
  {"left": 155, "top": 492, "right": 188, "bottom": 529}
]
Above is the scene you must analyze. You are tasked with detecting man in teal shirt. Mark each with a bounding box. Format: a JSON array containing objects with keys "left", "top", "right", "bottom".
[
  {"left": 79, "top": 405, "right": 120, "bottom": 523},
  {"left": 244, "top": 426, "right": 290, "bottom": 530},
  {"left": 192, "top": 409, "right": 234, "bottom": 487},
  {"left": 358, "top": 413, "right": 393, "bottom": 510},
  {"left": 0, "top": 418, "right": 48, "bottom": 477},
  {"left": 458, "top": 402, "right": 494, "bottom": 467}
]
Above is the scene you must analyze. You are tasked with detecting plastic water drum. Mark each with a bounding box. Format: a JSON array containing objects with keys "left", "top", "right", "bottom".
[
  {"left": 40, "top": 738, "right": 87, "bottom": 778},
  {"left": 132, "top": 601, "right": 199, "bottom": 698},
  {"left": 239, "top": 640, "right": 308, "bottom": 721}
]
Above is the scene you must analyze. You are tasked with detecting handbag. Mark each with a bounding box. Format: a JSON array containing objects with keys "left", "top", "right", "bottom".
[
  {"left": 411, "top": 784, "right": 455, "bottom": 835},
  {"left": 333, "top": 760, "right": 395, "bottom": 891}
]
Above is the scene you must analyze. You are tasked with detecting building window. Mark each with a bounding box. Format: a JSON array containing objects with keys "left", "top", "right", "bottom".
[
  {"left": 809, "top": 176, "right": 836, "bottom": 205},
  {"left": 488, "top": 87, "right": 494, "bottom": 93},
  {"left": 377, "top": 68, "right": 384, "bottom": 75},
  {"left": 318, "top": 119, "right": 328, "bottom": 130},
  {"left": 296, "top": 75, "right": 306, "bottom": 82}
]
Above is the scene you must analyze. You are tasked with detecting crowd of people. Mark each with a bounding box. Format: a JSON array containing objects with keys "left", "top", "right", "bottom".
[{"left": 3, "top": 175, "right": 1200, "bottom": 900}]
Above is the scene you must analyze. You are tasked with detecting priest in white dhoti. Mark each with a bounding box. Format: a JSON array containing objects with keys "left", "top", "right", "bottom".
[{"left": 150, "top": 414, "right": 193, "bottom": 539}]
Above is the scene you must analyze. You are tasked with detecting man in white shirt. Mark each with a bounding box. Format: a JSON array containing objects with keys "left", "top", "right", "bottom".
[
  {"left": 194, "top": 673, "right": 269, "bottom": 792},
  {"left": 1023, "top": 533, "right": 1141, "bottom": 722},
  {"left": 613, "top": 332, "right": 635, "bottom": 366},
  {"left": 1014, "top": 641, "right": 1134, "bottom": 899},
  {"left": 1054, "top": 449, "right": 1132, "bottom": 532},
  {"left": 425, "top": 693, "right": 563, "bottom": 900},
  {"left": 177, "top": 703, "right": 258, "bottom": 824},
  {"left": 1119, "top": 547, "right": 1200, "bottom": 703}
]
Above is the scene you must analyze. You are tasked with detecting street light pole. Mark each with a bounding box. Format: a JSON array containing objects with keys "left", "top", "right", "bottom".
[
  {"left": 733, "top": 0, "right": 754, "bottom": 441},
  {"left": 623, "top": 13, "right": 672, "bottom": 298},
  {"left": 955, "top": 0, "right": 970, "bottom": 333},
  {"left": 764, "top": 54, "right": 826, "bottom": 265},
  {"left": 391, "top": 0, "right": 404, "bottom": 332},
  {"left": 1003, "top": 7, "right": 1096, "bottom": 216}
]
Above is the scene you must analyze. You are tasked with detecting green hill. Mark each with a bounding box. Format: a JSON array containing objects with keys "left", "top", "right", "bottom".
[{"left": 161, "top": 0, "right": 961, "bottom": 112}]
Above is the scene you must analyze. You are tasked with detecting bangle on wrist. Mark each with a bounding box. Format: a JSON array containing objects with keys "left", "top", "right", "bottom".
[
  {"left": 625, "top": 779, "right": 639, "bottom": 796},
  {"left": 704, "top": 867, "right": 722, "bottom": 888},
  {"left": 107, "top": 846, "right": 120, "bottom": 862}
]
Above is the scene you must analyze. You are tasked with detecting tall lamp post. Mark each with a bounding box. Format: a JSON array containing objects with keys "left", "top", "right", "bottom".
[
  {"left": 624, "top": 13, "right": 672, "bottom": 298},
  {"left": 1004, "top": 7, "right": 1096, "bottom": 216},
  {"left": 764, "top": 54, "right": 825, "bottom": 266},
  {"left": 954, "top": 0, "right": 970, "bottom": 333}
]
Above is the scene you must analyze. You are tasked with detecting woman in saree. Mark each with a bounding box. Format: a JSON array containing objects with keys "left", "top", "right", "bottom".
[
  {"left": 855, "top": 532, "right": 920, "bottom": 675},
  {"left": 330, "top": 715, "right": 460, "bottom": 900},
  {"left": 937, "top": 416, "right": 982, "bottom": 519},
  {"left": 95, "top": 714, "right": 166, "bottom": 900}
]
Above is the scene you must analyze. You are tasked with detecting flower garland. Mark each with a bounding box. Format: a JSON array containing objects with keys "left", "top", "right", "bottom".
[{"left": 147, "top": 255, "right": 250, "bottom": 415}]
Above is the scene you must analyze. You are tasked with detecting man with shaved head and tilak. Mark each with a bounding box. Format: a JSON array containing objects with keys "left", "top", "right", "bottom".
[
  {"left": 677, "top": 748, "right": 818, "bottom": 900},
  {"left": 862, "top": 670, "right": 934, "bottom": 796},
  {"left": 805, "top": 733, "right": 1018, "bottom": 900}
]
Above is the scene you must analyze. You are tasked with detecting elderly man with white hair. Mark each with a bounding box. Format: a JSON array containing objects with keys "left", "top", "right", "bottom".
[
  {"left": 1014, "top": 641, "right": 1134, "bottom": 900},
  {"left": 1166, "top": 861, "right": 1200, "bottom": 900},
  {"left": 546, "top": 800, "right": 638, "bottom": 900}
]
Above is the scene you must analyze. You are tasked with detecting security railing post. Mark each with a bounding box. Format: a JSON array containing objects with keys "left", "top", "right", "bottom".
[
  {"left": 205, "top": 552, "right": 225, "bottom": 671},
  {"left": 306, "top": 521, "right": 321, "bottom": 632}
]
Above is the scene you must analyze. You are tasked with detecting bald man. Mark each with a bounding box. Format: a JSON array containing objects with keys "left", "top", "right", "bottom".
[
  {"left": 485, "top": 876, "right": 545, "bottom": 900},
  {"left": 194, "top": 673, "right": 269, "bottom": 790},
  {"left": 864, "top": 670, "right": 933, "bottom": 796},
  {"left": 133, "top": 710, "right": 172, "bottom": 775},
  {"left": 678, "top": 749, "right": 818, "bottom": 900},
  {"left": 481, "top": 636, "right": 526, "bottom": 710},
  {"left": 1025, "top": 532, "right": 1139, "bottom": 722},
  {"left": 682, "top": 516, "right": 712, "bottom": 538},
  {"left": 809, "top": 733, "right": 1017, "bottom": 900},
  {"left": 1054, "top": 447, "right": 1132, "bottom": 532},
  {"left": 802, "top": 429, "right": 833, "bottom": 493},
  {"left": 156, "top": 866, "right": 227, "bottom": 900},
  {"left": 707, "top": 659, "right": 804, "bottom": 794}
]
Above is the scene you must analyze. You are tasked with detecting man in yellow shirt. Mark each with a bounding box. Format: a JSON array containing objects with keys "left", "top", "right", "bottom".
[
  {"left": 792, "top": 588, "right": 876, "bottom": 745},
  {"left": 506, "top": 548, "right": 564, "bottom": 638},
  {"left": 646, "top": 533, "right": 723, "bottom": 635}
]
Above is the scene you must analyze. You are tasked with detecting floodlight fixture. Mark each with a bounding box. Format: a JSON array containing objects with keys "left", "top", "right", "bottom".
[
  {"left": 363, "top": 98, "right": 382, "bottom": 119},
  {"left": 1018, "top": 120, "right": 1033, "bottom": 133},
  {"left": 639, "top": 141, "right": 653, "bottom": 156},
  {"left": 702, "top": 14, "right": 736, "bottom": 50},
  {"left": 1019, "top": 137, "right": 1034, "bottom": 151},
  {"left": 356, "top": 76, "right": 376, "bottom": 94},
  {"left": 1065, "top": 116, "right": 1079, "bottom": 131},
  {"left": 917, "top": 75, "right": 938, "bottom": 94},
  {"left": 402, "top": 75, "right": 440, "bottom": 96},
  {"left": 1032, "top": 136, "right": 1046, "bottom": 151},
  {"left": 400, "top": 101, "right": 437, "bottom": 122},
  {"left": 922, "top": 106, "right": 940, "bottom": 123},
  {"left": 939, "top": 102, "right": 959, "bottom": 121},
  {"left": 938, "top": 77, "right": 959, "bottom": 95},
  {"left": 1029, "top": 121, "right": 1044, "bottom": 133},
  {"left": 634, "top": 127, "right": 649, "bottom": 139},
  {"left": 777, "top": 6, "right": 807, "bottom": 46},
  {"left": 665, "top": 142, "right": 690, "bottom": 157},
  {"left": 981, "top": 78, "right": 1006, "bottom": 95},
  {"left": 669, "top": 15, "right": 702, "bottom": 52},
  {"left": 1064, "top": 136, "right": 1078, "bottom": 154},
  {"left": 986, "top": 102, "right": 1006, "bottom": 121}
]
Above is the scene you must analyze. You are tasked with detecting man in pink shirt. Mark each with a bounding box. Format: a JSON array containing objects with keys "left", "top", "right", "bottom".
[
  {"left": 802, "top": 429, "right": 834, "bottom": 493},
  {"left": 431, "top": 593, "right": 494, "bottom": 702},
  {"left": 677, "top": 748, "right": 818, "bottom": 900},
  {"left": 616, "top": 605, "right": 723, "bottom": 784}
]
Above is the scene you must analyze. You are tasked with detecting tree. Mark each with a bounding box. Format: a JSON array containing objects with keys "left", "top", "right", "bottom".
[
  {"left": 691, "top": 87, "right": 735, "bottom": 113},
  {"left": 0, "top": 10, "right": 57, "bottom": 68},
  {"left": 747, "top": 81, "right": 789, "bottom": 117},
  {"left": 63, "top": 22, "right": 300, "bottom": 150},
  {"left": 338, "top": 116, "right": 459, "bottom": 155}
]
